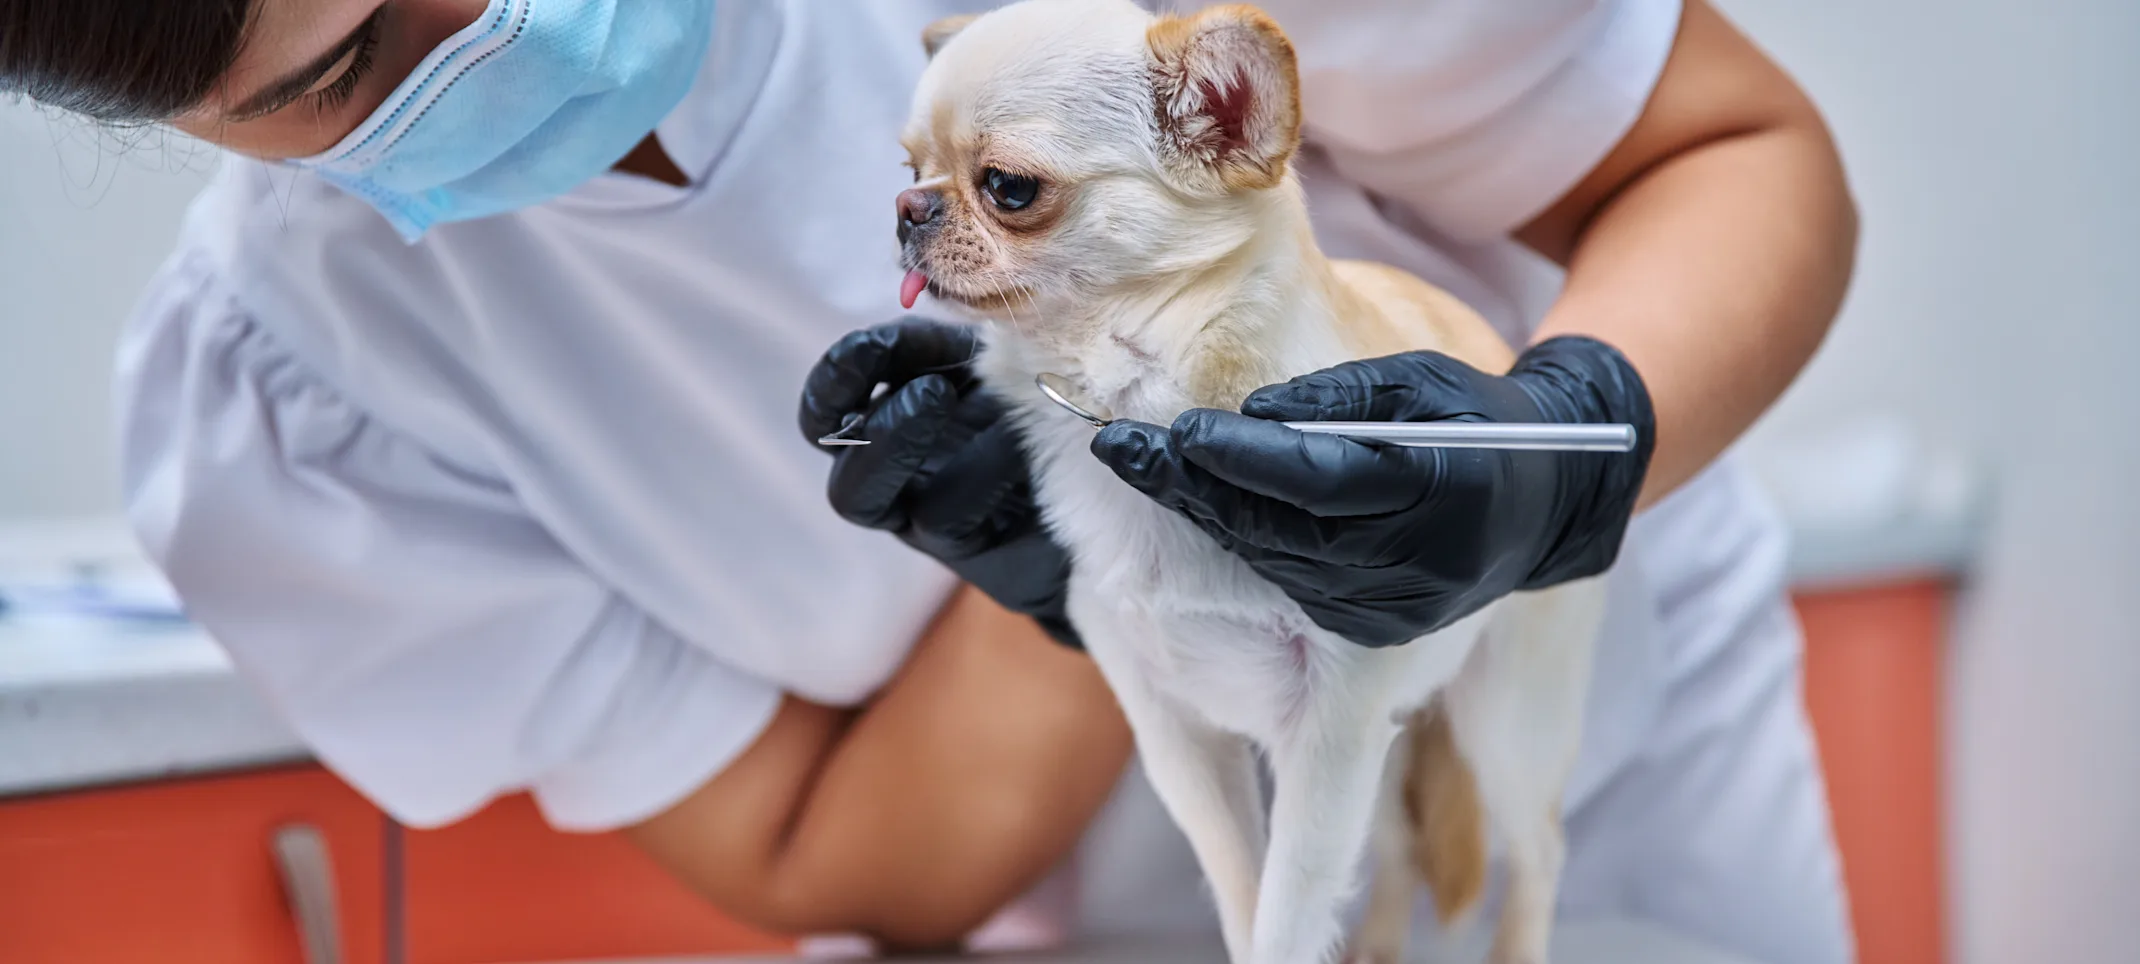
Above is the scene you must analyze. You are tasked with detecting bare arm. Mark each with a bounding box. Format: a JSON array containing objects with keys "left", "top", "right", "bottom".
[
  {"left": 624, "top": 587, "right": 1133, "bottom": 950},
  {"left": 1519, "top": 0, "right": 1859, "bottom": 509}
]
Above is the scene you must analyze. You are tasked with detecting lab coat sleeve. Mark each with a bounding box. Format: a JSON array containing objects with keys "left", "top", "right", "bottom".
[
  {"left": 1232, "top": 0, "right": 1682, "bottom": 243},
  {"left": 115, "top": 267, "right": 782, "bottom": 831}
]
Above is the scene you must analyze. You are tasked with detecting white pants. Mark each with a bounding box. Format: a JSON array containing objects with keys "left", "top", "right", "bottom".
[
  {"left": 1056, "top": 465, "right": 1855, "bottom": 964},
  {"left": 1051, "top": 595, "right": 1851, "bottom": 964},
  {"left": 1553, "top": 593, "right": 1854, "bottom": 964}
]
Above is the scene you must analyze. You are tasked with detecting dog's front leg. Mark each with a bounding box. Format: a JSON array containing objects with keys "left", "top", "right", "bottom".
[
  {"left": 1252, "top": 703, "right": 1405, "bottom": 964},
  {"left": 1099, "top": 667, "right": 1268, "bottom": 964}
]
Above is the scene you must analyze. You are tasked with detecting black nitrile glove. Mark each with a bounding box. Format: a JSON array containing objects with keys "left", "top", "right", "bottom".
[
  {"left": 1091, "top": 336, "right": 1655, "bottom": 648},
  {"left": 800, "top": 319, "right": 1082, "bottom": 649}
]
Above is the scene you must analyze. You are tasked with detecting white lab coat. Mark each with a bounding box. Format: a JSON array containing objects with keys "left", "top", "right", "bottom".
[{"left": 115, "top": 1, "right": 1850, "bottom": 961}]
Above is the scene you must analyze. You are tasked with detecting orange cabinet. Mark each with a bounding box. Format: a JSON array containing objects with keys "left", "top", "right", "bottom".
[
  {"left": 402, "top": 793, "right": 791, "bottom": 964},
  {"left": 2, "top": 581, "right": 1951, "bottom": 964},
  {"left": 1795, "top": 578, "right": 1950, "bottom": 964},
  {"left": 0, "top": 770, "right": 789, "bottom": 964},
  {"left": 0, "top": 766, "right": 386, "bottom": 964}
]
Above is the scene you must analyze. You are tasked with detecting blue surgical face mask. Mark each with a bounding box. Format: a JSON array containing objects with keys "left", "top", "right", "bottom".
[{"left": 293, "top": 0, "right": 715, "bottom": 242}]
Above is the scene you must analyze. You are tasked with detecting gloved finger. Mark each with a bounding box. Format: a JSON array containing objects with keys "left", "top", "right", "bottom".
[
  {"left": 1167, "top": 408, "right": 1436, "bottom": 517},
  {"left": 1092, "top": 418, "right": 1368, "bottom": 561},
  {"left": 1240, "top": 350, "right": 1497, "bottom": 424},
  {"left": 905, "top": 408, "right": 1029, "bottom": 553},
  {"left": 800, "top": 320, "right": 978, "bottom": 444},
  {"left": 1090, "top": 419, "right": 1192, "bottom": 501},
  {"left": 826, "top": 374, "right": 959, "bottom": 530}
]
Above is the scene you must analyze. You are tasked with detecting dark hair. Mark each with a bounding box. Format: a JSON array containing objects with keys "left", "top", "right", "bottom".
[{"left": 1, "top": 0, "right": 254, "bottom": 124}]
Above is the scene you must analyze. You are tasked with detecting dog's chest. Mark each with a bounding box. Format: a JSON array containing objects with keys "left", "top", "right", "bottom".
[
  {"left": 978, "top": 331, "right": 1471, "bottom": 737},
  {"left": 1000, "top": 385, "right": 1350, "bottom": 739}
]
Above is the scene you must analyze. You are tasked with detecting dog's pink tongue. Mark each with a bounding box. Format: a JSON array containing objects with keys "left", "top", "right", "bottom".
[{"left": 900, "top": 270, "right": 929, "bottom": 310}]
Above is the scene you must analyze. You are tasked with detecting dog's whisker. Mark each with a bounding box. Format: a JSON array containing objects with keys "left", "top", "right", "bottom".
[{"left": 994, "top": 277, "right": 1029, "bottom": 338}]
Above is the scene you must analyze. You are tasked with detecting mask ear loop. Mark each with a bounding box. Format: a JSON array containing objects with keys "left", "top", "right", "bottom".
[{"left": 299, "top": 0, "right": 526, "bottom": 170}]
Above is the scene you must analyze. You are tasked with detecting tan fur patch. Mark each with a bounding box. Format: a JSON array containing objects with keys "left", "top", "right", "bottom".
[
  {"left": 1144, "top": 15, "right": 1198, "bottom": 72},
  {"left": 1328, "top": 260, "right": 1518, "bottom": 375},
  {"left": 921, "top": 14, "right": 978, "bottom": 58},
  {"left": 1404, "top": 704, "right": 1488, "bottom": 925},
  {"left": 1187, "top": 322, "right": 1268, "bottom": 410}
]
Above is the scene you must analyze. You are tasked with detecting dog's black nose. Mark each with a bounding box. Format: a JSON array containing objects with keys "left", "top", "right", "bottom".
[{"left": 897, "top": 187, "right": 940, "bottom": 243}]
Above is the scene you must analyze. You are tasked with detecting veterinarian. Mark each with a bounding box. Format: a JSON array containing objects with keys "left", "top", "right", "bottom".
[{"left": 2, "top": 0, "right": 1853, "bottom": 961}]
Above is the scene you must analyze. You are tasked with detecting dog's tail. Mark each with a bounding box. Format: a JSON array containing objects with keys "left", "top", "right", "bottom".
[{"left": 1403, "top": 700, "right": 1487, "bottom": 925}]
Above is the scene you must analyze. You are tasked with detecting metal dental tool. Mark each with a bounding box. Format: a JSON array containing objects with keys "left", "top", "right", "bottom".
[{"left": 816, "top": 373, "right": 1638, "bottom": 453}]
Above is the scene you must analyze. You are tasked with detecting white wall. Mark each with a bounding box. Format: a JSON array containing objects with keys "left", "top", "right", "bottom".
[
  {"left": 1717, "top": 0, "right": 2140, "bottom": 960},
  {"left": 3, "top": 1, "right": 2137, "bottom": 959},
  {"left": 0, "top": 105, "right": 213, "bottom": 518}
]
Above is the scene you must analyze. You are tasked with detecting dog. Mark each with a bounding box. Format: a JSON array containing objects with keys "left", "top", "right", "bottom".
[{"left": 895, "top": 4, "right": 1606, "bottom": 962}]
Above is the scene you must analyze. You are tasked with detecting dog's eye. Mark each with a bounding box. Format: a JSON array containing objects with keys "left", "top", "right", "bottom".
[{"left": 983, "top": 168, "right": 1039, "bottom": 211}]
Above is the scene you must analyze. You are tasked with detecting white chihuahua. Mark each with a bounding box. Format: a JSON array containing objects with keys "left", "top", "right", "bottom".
[{"left": 896, "top": 4, "right": 1605, "bottom": 963}]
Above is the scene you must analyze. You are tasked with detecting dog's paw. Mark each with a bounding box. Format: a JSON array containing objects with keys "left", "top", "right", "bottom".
[
  {"left": 1342, "top": 942, "right": 1407, "bottom": 964},
  {"left": 1483, "top": 944, "right": 1543, "bottom": 964},
  {"left": 962, "top": 864, "right": 1076, "bottom": 955},
  {"left": 793, "top": 935, "right": 879, "bottom": 959},
  {"left": 962, "top": 901, "right": 1070, "bottom": 954}
]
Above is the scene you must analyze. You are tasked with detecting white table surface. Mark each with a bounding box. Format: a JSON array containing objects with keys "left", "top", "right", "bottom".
[
  {"left": 0, "top": 483, "right": 1978, "bottom": 798},
  {"left": 573, "top": 923, "right": 1759, "bottom": 964},
  {"left": 0, "top": 615, "right": 305, "bottom": 795},
  {"left": 0, "top": 518, "right": 302, "bottom": 796}
]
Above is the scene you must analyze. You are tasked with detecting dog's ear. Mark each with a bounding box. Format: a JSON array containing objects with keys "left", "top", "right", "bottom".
[
  {"left": 922, "top": 14, "right": 979, "bottom": 59},
  {"left": 1146, "top": 5, "right": 1301, "bottom": 192}
]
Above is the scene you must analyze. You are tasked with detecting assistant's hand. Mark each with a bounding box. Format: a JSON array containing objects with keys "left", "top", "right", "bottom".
[
  {"left": 800, "top": 319, "right": 1080, "bottom": 649},
  {"left": 1090, "top": 336, "right": 1656, "bottom": 647}
]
